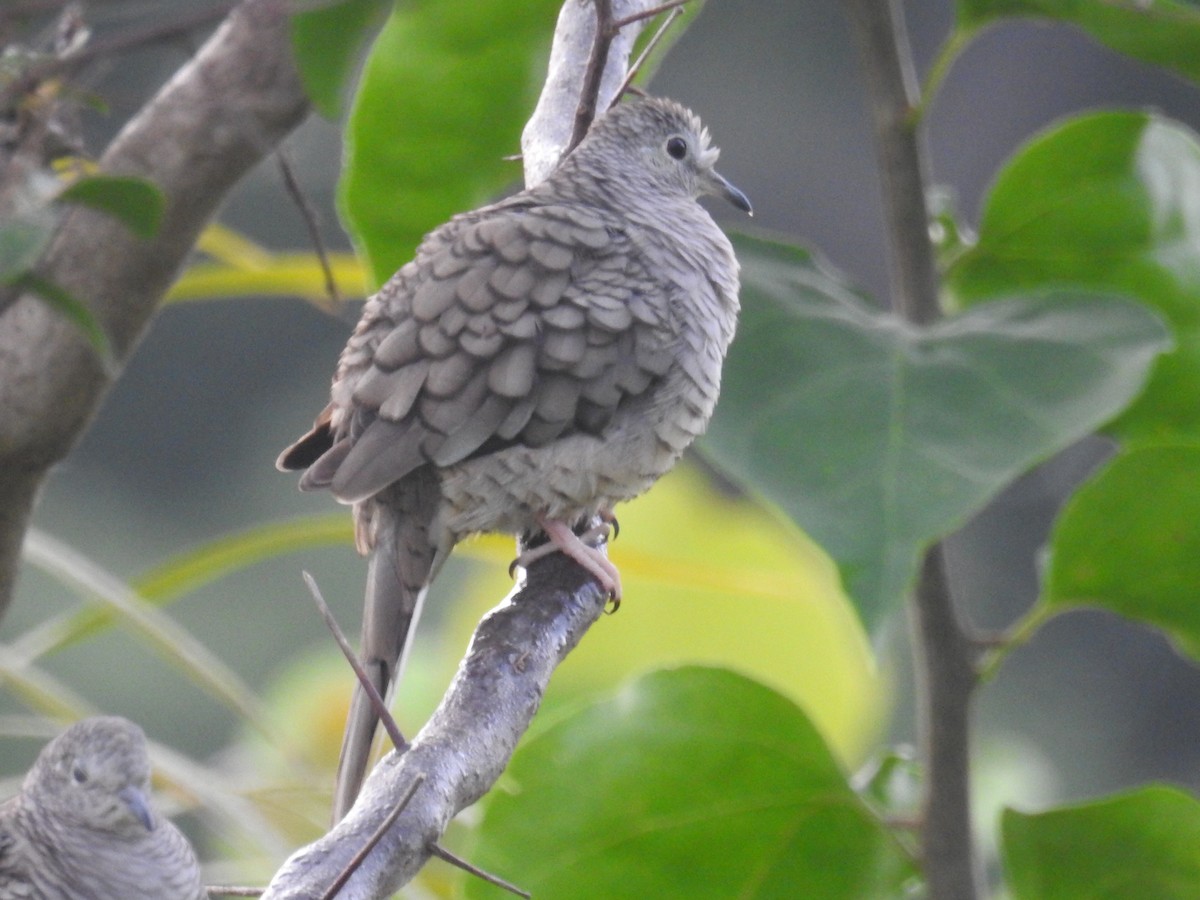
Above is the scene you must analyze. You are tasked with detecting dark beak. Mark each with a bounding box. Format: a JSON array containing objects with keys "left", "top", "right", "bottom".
[
  {"left": 705, "top": 169, "right": 753, "bottom": 215},
  {"left": 119, "top": 785, "right": 156, "bottom": 831}
]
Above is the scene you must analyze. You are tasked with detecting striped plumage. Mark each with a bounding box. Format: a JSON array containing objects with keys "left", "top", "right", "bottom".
[{"left": 0, "top": 717, "right": 204, "bottom": 900}]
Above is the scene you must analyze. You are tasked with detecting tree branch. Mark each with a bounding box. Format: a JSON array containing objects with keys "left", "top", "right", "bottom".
[
  {"left": 261, "top": 554, "right": 608, "bottom": 898},
  {"left": 842, "top": 0, "right": 982, "bottom": 896},
  {"left": 0, "top": 0, "right": 310, "bottom": 620},
  {"left": 521, "top": 0, "right": 659, "bottom": 186}
]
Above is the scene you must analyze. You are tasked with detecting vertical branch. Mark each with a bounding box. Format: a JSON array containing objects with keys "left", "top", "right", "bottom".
[
  {"left": 569, "top": 0, "right": 615, "bottom": 154},
  {"left": 521, "top": 0, "right": 658, "bottom": 186},
  {"left": 844, "top": 0, "right": 939, "bottom": 325},
  {"left": 909, "top": 544, "right": 980, "bottom": 898},
  {"left": 842, "top": 1, "right": 981, "bottom": 897}
]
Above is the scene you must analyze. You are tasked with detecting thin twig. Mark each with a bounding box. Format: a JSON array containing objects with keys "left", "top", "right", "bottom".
[
  {"left": 303, "top": 571, "right": 408, "bottom": 752},
  {"left": 276, "top": 151, "right": 342, "bottom": 312},
  {"left": 319, "top": 774, "right": 426, "bottom": 900},
  {"left": 429, "top": 844, "right": 532, "bottom": 899},
  {"left": 567, "top": 0, "right": 616, "bottom": 155},
  {"left": 611, "top": 0, "right": 690, "bottom": 29},
  {"left": 610, "top": 6, "right": 685, "bottom": 107},
  {"left": 206, "top": 888, "right": 264, "bottom": 898}
]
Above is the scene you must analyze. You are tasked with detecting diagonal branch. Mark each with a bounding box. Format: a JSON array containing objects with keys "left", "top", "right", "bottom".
[
  {"left": 0, "top": 0, "right": 309, "bottom": 621},
  {"left": 262, "top": 553, "right": 608, "bottom": 898}
]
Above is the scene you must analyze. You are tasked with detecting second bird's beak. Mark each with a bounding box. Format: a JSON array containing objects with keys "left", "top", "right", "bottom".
[
  {"left": 704, "top": 169, "right": 753, "bottom": 215},
  {"left": 119, "top": 784, "right": 156, "bottom": 831}
]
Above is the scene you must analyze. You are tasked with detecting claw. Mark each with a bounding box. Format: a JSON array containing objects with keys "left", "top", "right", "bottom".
[{"left": 599, "top": 508, "right": 619, "bottom": 541}]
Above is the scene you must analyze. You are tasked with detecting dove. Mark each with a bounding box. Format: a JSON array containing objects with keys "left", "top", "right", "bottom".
[
  {"left": 0, "top": 716, "right": 205, "bottom": 900},
  {"left": 278, "top": 96, "right": 749, "bottom": 820}
]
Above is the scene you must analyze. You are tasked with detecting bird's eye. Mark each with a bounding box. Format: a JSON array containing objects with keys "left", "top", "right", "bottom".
[
  {"left": 666, "top": 136, "right": 687, "bottom": 160},
  {"left": 72, "top": 765, "right": 88, "bottom": 784}
]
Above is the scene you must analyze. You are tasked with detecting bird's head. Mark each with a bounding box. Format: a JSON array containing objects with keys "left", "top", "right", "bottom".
[
  {"left": 581, "top": 96, "right": 752, "bottom": 215},
  {"left": 25, "top": 716, "right": 159, "bottom": 837}
]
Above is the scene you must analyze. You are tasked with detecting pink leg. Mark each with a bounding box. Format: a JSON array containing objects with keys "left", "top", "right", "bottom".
[{"left": 512, "top": 516, "right": 621, "bottom": 600}]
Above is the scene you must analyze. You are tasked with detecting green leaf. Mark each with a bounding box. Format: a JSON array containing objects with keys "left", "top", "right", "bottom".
[
  {"left": 702, "top": 234, "right": 1169, "bottom": 628},
  {"left": 1043, "top": 444, "right": 1200, "bottom": 658},
  {"left": 468, "top": 667, "right": 915, "bottom": 899},
  {"left": 340, "top": 0, "right": 564, "bottom": 286},
  {"left": 0, "top": 210, "right": 57, "bottom": 282},
  {"left": 1003, "top": 785, "right": 1200, "bottom": 899},
  {"left": 956, "top": 0, "right": 1200, "bottom": 85},
  {"left": 948, "top": 112, "right": 1200, "bottom": 443},
  {"left": 57, "top": 175, "right": 164, "bottom": 238},
  {"left": 291, "top": 0, "right": 391, "bottom": 119},
  {"left": 15, "top": 273, "right": 114, "bottom": 370}
]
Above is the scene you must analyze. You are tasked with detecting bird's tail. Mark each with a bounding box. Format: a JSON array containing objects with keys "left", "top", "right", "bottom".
[{"left": 331, "top": 475, "right": 440, "bottom": 823}]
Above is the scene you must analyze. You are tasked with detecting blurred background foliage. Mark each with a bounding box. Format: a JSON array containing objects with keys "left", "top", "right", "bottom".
[{"left": 4, "top": 0, "right": 1200, "bottom": 896}]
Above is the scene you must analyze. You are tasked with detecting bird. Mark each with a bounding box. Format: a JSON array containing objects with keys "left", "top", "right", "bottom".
[
  {"left": 278, "top": 96, "right": 750, "bottom": 821},
  {"left": 0, "top": 716, "right": 206, "bottom": 900}
]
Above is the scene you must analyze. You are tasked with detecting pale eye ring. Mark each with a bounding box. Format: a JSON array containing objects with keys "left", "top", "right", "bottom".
[{"left": 666, "top": 136, "right": 687, "bottom": 160}]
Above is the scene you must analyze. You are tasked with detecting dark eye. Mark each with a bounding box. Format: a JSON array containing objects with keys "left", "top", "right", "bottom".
[
  {"left": 72, "top": 765, "right": 87, "bottom": 784},
  {"left": 666, "top": 136, "right": 687, "bottom": 160}
]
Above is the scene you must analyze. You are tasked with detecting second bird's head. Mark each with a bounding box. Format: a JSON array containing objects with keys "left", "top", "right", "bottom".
[{"left": 25, "top": 716, "right": 159, "bottom": 837}]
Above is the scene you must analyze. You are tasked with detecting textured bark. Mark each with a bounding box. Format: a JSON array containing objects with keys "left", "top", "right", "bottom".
[
  {"left": 264, "top": 553, "right": 607, "bottom": 899},
  {"left": 0, "top": 0, "right": 310, "bottom": 620}
]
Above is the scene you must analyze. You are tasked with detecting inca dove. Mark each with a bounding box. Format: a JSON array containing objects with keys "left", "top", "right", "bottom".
[
  {"left": 278, "top": 96, "right": 749, "bottom": 820},
  {"left": 0, "top": 716, "right": 205, "bottom": 900}
]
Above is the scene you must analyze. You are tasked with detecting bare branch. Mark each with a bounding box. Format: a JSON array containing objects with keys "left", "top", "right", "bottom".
[
  {"left": 568, "top": 0, "right": 614, "bottom": 155},
  {"left": 428, "top": 844, "right": 531, "bottom": 899},
  {"left": 262, "top": 552, "right": 608, "bottom": 898},
  {"left": 305, "top": 572, "right": 409, "bottom": 753},
  {"left": 521, "top": 0, "right": 661, "bottom": 186},
  {"left": 277, "top": 153, "right": 342, "bottom": 313},
  {"left": 610, "top": 6, "right": 686, "bottom": 109},
  {"left": 319, "top": 775, "right": 426, "bottom": 900},
  {"left": 0, "top": 0, "right": 309, "bottom": 620}
]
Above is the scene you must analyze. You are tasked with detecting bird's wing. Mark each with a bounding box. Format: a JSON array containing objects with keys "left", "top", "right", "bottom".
[{"left": 300, "top": 201, "right": 674, "bottom": 505}]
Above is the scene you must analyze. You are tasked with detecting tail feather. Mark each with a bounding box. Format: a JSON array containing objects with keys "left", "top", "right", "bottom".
[{"left": 331, "top": 473, "right": 441, "bottom": 823}]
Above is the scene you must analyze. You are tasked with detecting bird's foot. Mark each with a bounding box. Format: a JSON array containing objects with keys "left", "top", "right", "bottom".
[{"left": 510, "top": 515, "right": 622, "bottom": 602}]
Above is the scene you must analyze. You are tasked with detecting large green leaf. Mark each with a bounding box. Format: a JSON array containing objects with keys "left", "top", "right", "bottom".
[
  {"left": 1043, "top": 444, "right": 1200, "bottom": 659},
  {"left": 1003, "top": 786, "right": 1200, "bottom": 899},
  {"left": 467, "top": 667, "right": 915, "bottom": 899},
  {"left": 948, "top": 112, "right": 1200, "bottom": 443},
  {"left": 702, "top": 235, "right": 1168, "bottom": 628},
  {"left": 340, "top": 0, "right": 564, "bottom": 286},
  {"left": 291, "top": 0, "right": 391, "bottom": 119},
  {"left": 956, "top": 0, "right": 1200, "bottom": 85}
]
